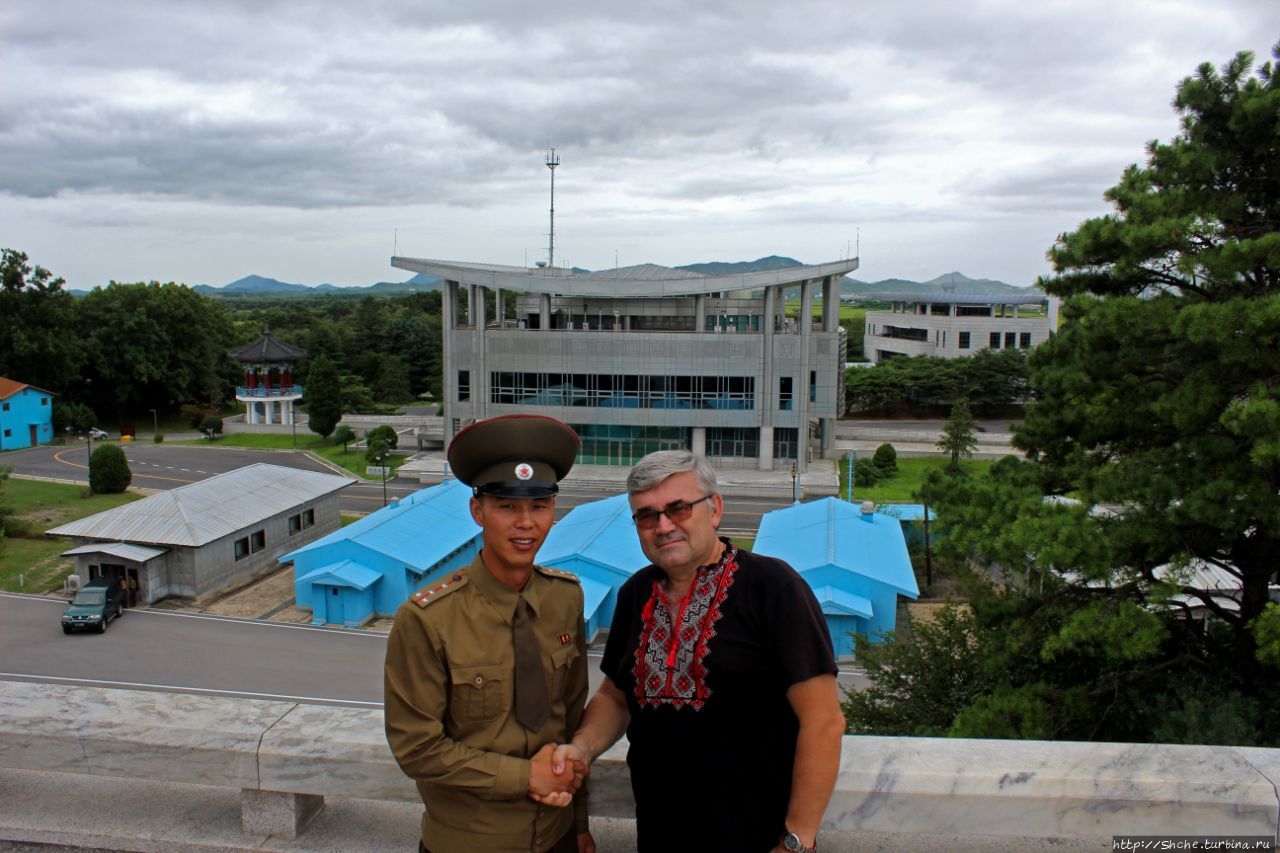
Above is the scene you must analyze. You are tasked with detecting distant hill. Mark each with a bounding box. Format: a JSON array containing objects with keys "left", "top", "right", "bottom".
[
  {"left": 677, "top": 255, "right": 804, "bottom": 276},
  {"left": 180, "top": 262, "right": 1034, "bottom": 300}
]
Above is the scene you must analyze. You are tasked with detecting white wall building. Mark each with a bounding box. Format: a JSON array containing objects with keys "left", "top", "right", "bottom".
[{"left": 862, "top": 293, "right": 1054, "bottom": 364}]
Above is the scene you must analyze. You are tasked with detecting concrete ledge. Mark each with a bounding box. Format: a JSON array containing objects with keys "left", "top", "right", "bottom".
[{"left": 1, "top": 681, "right": 1277, "bottom": 850}]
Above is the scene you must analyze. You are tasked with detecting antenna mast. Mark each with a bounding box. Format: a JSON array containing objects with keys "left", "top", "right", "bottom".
[{"left": 545, "top": 147, "right": 560, "bottom": 269}]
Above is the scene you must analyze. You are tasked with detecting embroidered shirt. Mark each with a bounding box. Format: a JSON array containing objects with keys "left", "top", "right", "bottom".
[{"left": 600, "top": 541, "right": 837, "bottom": 853}]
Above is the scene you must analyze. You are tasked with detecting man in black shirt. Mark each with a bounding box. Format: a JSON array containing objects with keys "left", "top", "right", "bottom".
[{"left": 538, "top": 451, "right": 845, "bottom": 852}]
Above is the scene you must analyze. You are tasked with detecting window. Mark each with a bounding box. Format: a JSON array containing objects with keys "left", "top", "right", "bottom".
[
  {"left": 41, "top": 397, "right": 48, "bottom": 406},
  {"left": 2, "top": 429, "right": 9, "bottom": 438},
  {"left": 773, "top": 427, "right": 798, "bottom": 460},
  {"left": 1005, "top": 332, "right": 1017, "bottom": 349},
  {"left": 810, "top": 370, "right": 816, "bottom": 402},
  {"left": 251, "top": 530, "right": 266, "bottom": 553},
  {"left": 457, "top": 370, "right": 471, "bottom": 401},
  {"left": 303, "top": 508, "right": 315, "bottom": 528},
  {"left": 1020, "top": 332, "right": 1032, "bottom": 349},
  {"left": 1, "top": 403, "right": 7, "bottom": 411},
  {"left": 288, "top": 514, "right": 302, "bottom": 535},
  {"left": 958, "top": 331, "right": 971, "bottom": 349},
  {"left": 707, "top": 427, "right": 759, "bottom": 459},
  {"left": 779, "top": 377, "right": 793, "bottom": 411},
  {"left": 989, "top": 332, "right": 1001, "bottom": 349},
  {"left": 489, "top": 372, "right": 755, "bottom": 410},
  {"left": 234, "top": 537, "right": 250, "bottom": 560}
]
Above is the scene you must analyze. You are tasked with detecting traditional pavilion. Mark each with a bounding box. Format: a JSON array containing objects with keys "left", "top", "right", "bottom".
[{"left": 229, "top": 327, "right": 307, "bottom": 426}]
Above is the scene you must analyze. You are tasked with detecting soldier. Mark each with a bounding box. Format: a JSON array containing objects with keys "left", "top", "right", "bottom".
[{"left": 385, "top": 415, "right": 594, "bottom": 853}]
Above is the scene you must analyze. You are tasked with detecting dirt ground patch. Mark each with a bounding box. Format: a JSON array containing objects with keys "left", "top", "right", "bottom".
[
  {"left": 906, "top": 600, "right": 969, "bottom": 626},
  {"left": 205, "top": 567, "right": 299, "bottom": 620}
]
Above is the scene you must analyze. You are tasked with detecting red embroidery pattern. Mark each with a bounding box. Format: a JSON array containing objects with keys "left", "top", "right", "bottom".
[{"left": 631, "top": 543, "right": 739, "bottom": 710}]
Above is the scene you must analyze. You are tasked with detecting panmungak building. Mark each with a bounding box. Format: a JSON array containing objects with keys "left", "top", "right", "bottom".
[{"left": 391, "top": 256, "right": 858, "bottom": 471}]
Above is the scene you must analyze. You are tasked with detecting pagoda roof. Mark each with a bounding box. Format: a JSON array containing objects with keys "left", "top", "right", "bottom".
[{"left": 228, "top": 328, "right": 308, "bottom": 362}]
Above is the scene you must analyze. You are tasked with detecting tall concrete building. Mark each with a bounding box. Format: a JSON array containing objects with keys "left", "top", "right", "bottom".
[{"left": 390, "top": 256, "right": 858, "bottom": 471}]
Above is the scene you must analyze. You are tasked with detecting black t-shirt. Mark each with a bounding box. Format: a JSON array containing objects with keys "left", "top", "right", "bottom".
[{"left": 600, "top": 541, "right": 837, "bottom": 852}]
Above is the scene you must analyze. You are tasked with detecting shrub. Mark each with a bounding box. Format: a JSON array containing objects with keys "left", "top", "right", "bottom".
[
  {"left": 198, "top": 416, "right": 223, "bottom": 438},
  {"left": 333, "top": 425, "right": 356, "bottom": 451},
  {"left": 153, "top": 433, "right": 165, "bottom": 444},
  {"left": 873, "top": 442, "right": 898, "bottom": 473},
  {"left": 854, "top": 458, "right": 885, "bottom": 486},
  {"left": 89, "top": 444, "right": 132, "bottom": 494},
  {"left": 366, "top": 424, "right": 398, "bottom": 451}
]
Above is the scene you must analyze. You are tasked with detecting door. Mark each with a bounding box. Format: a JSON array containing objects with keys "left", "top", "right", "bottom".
[{"left": 29, "top": 424, "right": 38, "bottom": 446}]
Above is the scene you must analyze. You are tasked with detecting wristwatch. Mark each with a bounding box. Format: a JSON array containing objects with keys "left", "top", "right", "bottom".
[{"left": 781, "top": 831, "right": 816, "bottom": 853}]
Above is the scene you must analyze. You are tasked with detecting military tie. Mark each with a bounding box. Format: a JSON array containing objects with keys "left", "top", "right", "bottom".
[{"left": 513, "top": 596, "right": 550, "bottom": 731}]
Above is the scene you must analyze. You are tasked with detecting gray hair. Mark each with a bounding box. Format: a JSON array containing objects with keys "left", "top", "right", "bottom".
[{"left": 626, "top": 450, "right": 719, "bottom": 496}]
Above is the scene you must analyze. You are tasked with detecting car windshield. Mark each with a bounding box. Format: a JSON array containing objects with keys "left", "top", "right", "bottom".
[{"left": 73, "top": 591, "right": 105, "bottom": 606}]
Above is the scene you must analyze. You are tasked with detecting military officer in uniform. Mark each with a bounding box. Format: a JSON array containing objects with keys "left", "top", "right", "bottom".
[{"left": 385, "top": 415, "right": 595, "bottom": 853}]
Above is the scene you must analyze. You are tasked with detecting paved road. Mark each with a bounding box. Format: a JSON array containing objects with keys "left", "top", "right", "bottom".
[
  {"left": 0, "top": 592, "right": 615, "bottom": 707},
  {"left": 4, "top": 443, "right": 792, "bottom": 533}
]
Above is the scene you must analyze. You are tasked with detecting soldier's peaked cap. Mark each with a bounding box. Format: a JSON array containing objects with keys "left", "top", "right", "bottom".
[{"left": 447, "top": 415, "right": 580, "bottom": 498}]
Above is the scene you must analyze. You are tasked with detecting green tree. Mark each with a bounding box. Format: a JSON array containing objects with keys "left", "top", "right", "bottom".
[
  {"left": 89, "top": 444, "right": 131, "bottom": 494},
  {"left": 917, "top": 46, "right": 1280, "bottom": 745},
  {"left": 937, "top": 400, "right": 977, "bottom": 470},
  {"left": 306, "top": 355, "right": 341, "bottom": 438},
  {"left": 333, "top": 425, "right": 356, "bottom": 452},
  {"left": 52, "top": 401, "right": 97, "bottom": 435},
  {"left": 872, "top": 442, "right": 898, "bottom": 474},
  {"left": 366, "top": 423, "right": 399, "bottom": 451},
  {"left": 376, "top": 355, "right": 413, "bottom": 403},
  {"left": 843, "top": 605, "right": 989, "bottom": 737},
  {"left": 0, "top": 250, "right": 84, "bottom": 395}
]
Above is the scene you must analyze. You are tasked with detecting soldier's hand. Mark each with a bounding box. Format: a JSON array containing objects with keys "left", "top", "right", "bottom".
[
  {"left": 528, "top": 743, "right": 583, "bottom": 804},
  {"left": 578, "top": 831, "right": 596, "bottom": 853},
  {"left": 552, "top": 741, "right": 591, "bottom": 780}
]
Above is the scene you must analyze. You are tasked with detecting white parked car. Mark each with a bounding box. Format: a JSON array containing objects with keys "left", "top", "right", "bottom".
[{"left": 87, "top": 427, "right": 108, "bottom": 440}]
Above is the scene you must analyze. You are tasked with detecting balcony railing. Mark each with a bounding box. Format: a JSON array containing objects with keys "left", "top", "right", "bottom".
[{"left": 236, "top": 385, "right": 303, "bottom": 398}]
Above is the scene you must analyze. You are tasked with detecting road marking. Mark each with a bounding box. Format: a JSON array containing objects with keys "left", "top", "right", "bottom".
[
  {"left": 133, "top": 607, "right": 387, "bottom": 636},
  {"left": 0, "top": 672, "right": 383, "bottom": 708}
]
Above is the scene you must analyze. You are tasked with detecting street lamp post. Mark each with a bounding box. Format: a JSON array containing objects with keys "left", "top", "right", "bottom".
[
  {"left": 85, "top": 427, "right": 94, "bottom": 496},
  {"left": 149, "top": 408, "right": 158, "bottom": 438},
  {"left": 790, "top": 464, "right": 798, "bottom": 506}
]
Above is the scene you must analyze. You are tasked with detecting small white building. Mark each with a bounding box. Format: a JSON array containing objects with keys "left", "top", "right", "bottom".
[
  {"left": 863, "top": 293, "right": 1056, "bottom": 364},
  {"left": 48, "top": 463, "right": 355, "bottom": 606}
]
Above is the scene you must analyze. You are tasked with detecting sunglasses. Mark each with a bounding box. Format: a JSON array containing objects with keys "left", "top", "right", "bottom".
[{"left": 631, "top": 495, "right": 714, "bottom": 529}]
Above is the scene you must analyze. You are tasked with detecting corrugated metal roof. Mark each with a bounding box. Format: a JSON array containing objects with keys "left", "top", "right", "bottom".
[
  {"left": 296, "top": 559, "right": 381, "bottom": 590},
  {"left": 47, "top": 463, "right": 355, "bottom": 546},
  {"left": 282, "top": 478, "right": 480, "bottom": 569},
  {"left": 539, "top": 493, "right": 649, "bottom": 574},
  {"left": 61, "top": 542, "right": 167, "bottom": 562},
  {"left": 811, "top": 585, "right": 874, "bottom": 618},
  {"left": 587, "top": 263, "right": 706, "bottom": 281},
  {"left": 754, "top": 497, "right": 919, "bottom": 597}
]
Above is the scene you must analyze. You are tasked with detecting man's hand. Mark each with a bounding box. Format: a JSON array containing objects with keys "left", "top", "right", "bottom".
[
  {"left": 527, "top": 743, "right": 585, "bottom": 803},
  {"left": 529, "top": 740, "right": 593, "bottom": 807},
  {"left": 577, "top": 831, "right": 596, "bottom": 853}
]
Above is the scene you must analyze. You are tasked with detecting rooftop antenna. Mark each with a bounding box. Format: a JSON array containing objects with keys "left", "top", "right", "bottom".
[
  {"left": 393, "top": 228, "right": 398, "bottom": 258},
  {"left": 856, "top": 227, "right": 860, "bottom": 258},
  {"left": 545, "top": 146, "right": 560, "bottom": 270}
]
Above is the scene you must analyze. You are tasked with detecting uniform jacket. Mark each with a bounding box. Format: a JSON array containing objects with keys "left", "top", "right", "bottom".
[{"left": 385, "top": 553, "right": 589, "bottom": 853}]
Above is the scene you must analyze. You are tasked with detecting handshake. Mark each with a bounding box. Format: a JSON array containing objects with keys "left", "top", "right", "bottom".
[{"left": 527, "top": 741, "right": 590, "bottom": 807}]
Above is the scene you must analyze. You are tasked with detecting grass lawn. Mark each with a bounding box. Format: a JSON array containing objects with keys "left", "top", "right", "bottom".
[
  {"left": 837, "top": 456, "right": 996, "bottom": 503},
  {"left": 173, "top": 433, "right": 407, "bottom": 480},
  {"left": 0, "top": 479, "right": 144, "bottom": 593}
]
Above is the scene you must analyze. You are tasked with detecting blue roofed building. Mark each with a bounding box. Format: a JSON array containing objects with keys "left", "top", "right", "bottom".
[
  {"left": 754, "top": 498, "right": 920, "bottom": 657},
  {"left": 283, "top": 479, "right": 482, "bottom": 626},
  {"left": 537, "top": 493, "right": 649, "bottom": 640},
  {"left": 0, "top": 376, "right": 55, "bottom": 451}
]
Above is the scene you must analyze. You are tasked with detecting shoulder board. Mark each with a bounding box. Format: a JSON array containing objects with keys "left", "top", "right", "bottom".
[
  {"left": 535, "top": 565, "right": 581, "bottom": 584},
  {"left": 410, "top": 573, "right": 469, "bottom": 608}
]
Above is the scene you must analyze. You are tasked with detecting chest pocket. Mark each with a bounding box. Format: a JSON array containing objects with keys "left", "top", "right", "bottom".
[
  {"left": 449, "top": 664, "right": 506, "bottom": 723},
  {"left": 549, "top": 644, "right": 580, "bottom": 698}
]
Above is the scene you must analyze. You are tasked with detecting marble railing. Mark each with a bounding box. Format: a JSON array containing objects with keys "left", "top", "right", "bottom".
[{"left": 0, "top": 680, "right": 1277, "bottom": 848}]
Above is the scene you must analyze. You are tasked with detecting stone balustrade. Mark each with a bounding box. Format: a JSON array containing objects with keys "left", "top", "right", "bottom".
[{"left": 0, "top": 680, "right": 1277, "bottom": 851}]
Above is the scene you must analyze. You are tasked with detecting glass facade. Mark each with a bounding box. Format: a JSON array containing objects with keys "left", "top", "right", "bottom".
[
  {"left": 707, "top": 427, "right": 759, "bottom": 458},
  {"left": 570, "top": 423, "right": 689, "bottom": 465},
  {"left": 491, "top": 372, "right": 754, "bottom": 410},
  {"left": 773, "top": 427, "right": 798, "bottom": 460}
]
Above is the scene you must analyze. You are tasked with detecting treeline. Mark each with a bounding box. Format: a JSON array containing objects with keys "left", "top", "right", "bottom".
[
  {"left": 0, "top": 249, "right": 445, "bottom": 427},
  {"left": 843, "top": 348, "right": 1030, "bottom": 415}
]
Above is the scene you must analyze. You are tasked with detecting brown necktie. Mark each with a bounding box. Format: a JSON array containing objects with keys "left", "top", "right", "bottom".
[{"left": 513, "top": 596, "right": 549, "bottom": 731}]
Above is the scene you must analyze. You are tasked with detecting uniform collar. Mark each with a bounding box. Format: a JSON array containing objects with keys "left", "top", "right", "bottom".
[{"left": 467, "top": 552, "right": 545, "bottom": 622}]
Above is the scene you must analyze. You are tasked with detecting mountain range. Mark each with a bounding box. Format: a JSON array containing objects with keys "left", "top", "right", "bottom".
[{"left": 184, "top": 258, "right": 1039, "bottom": 299}]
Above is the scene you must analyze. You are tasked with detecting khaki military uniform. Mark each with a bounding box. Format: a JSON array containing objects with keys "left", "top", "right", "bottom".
[{"left": 385, "top": 553, "right": 589, "bottom": 853}]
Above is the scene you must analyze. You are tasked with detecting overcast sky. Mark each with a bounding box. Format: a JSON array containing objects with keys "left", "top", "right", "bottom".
[{"left": 2, "top": 2, "right": 1276, "bottom": 290}]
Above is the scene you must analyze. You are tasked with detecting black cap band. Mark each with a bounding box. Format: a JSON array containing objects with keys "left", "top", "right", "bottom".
[{"left": 473, "top": 481, "right": 560, "bottom": 499}]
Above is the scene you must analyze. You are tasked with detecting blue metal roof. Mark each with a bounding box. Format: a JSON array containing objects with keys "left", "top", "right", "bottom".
[
  {"left": 810, "top": 585, "right": 874, "bottom": 618},
  {"left": 540, "top": 493, "right": 649, "bottom": 576},
  {"left": 282, "top": 479, "right": 480, "bottom": 569},
  {"left": 754, "top": 498, "right": 919, "bottom": 597},
  {"left": 296, "top": 559, "right": 381, "bottom": 590}
]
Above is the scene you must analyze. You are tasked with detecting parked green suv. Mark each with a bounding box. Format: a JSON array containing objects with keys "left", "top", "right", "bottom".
[{"left": 61, "top": 579, "right": 124, "bottom": 634}]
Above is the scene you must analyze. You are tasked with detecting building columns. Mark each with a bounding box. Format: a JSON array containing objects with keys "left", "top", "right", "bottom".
[
  {"left": 443, "top": 281, "right": 459, "bottom": 446},
  {"left": 695, "top": 295, "right": 707, "bottom": 332},
  {"left": 539, "top": 293, "right": 551, "bottom": 330},
  {"left": 797, "top": 278, "right": 814, "bottom": 473},
  {"left": 473, "top": 284, "right": 487, "bottom": 420},
  {"left": 691, "top": 427, "right": 706, "bottom": 457},
  {"left": 822, "top": 275, "right": 838, "bottom": 332},
  {"left": 758, "top": 425, "right": 774, "bottom": 471}
]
